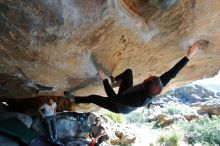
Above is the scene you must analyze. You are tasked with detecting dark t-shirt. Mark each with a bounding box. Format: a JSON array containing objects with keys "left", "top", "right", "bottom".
[{"left": 90, "top": 124, "right": 105, "bottom": 138}]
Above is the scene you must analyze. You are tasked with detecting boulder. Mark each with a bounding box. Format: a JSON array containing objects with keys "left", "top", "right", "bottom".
[
  {"left": 195, "top": 99, "right": 220, "bottom": 116},
  {"left": 154, "top": 114, "right": 174, "bottom": 128},
  {"left": 31, "top": 117, "right": 46, "bottom": 135},
  {"left": 183, "top": 115, "right": 199, "bottom": 121},
  {"left": 56, "top": 116, "right": 79, "bottom": 138},
  {"left": 31, "top": 112, "right": 136, "bottom": 145},
  {"left": 112, "top": 130, "right": 136, "bottom": 145},
  {"left": 31, "top": 113, "right": 82, "bottom": 137}
]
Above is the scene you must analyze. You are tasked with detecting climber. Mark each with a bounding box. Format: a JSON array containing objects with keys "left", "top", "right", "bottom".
[
  {"left": 89, "top": 117, "right": 110, "bottom": 146},
  {"left": 39, "top": 98, "right": 58, "bottom": 142},
  {"left": 64, "top": 40, "right": 209, "bottom": 114}
]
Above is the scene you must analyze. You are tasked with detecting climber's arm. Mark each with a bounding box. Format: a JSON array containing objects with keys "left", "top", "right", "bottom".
[
  {"left": 103, "top": 79, "right": 116, "bottom": 97},
  {"left": 159, "top": 57, "right": 189, "bottom": 87},
  {"left": 159, "top": 43, "right": 200, "bottom": 86},
  {"left": 97, "top": 127, "right": 107, "bottom": 139},
  {"left": 53, "top": 102, "right": 57, "bottom": 116},
  {"left": 89, "top": 126, "right": 93, "bottom": 139},
  {"left": 38, "top": 105, "right": 45, "bottom": 118}
]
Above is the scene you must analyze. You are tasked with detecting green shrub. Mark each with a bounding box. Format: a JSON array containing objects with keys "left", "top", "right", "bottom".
[
  {"left": 152, "top": 120, "right": 160, "bottom": 129},
  {"left": 179, "top": 115, "right": 220, "bottom": 145},
  {"left": 157, "top": 129, "right": 181, "bottom": 146},
  {"left": 163, "top": 106, "right": 181, "bottom": 115},
  {"left": 100, "top": 110, "right": 125, "bottom": 124},
  {"left": 126, "top": 111, "right": 149, "bottom": 124}
]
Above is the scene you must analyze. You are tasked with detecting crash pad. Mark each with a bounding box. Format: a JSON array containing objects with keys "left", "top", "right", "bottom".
[{"left": 0, "top": 117, "right": 38, "bottom": 144}]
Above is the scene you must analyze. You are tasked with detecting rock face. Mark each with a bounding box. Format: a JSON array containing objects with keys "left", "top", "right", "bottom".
[{"left": 1, "top": 0, "right": 220, "bottom": 111}]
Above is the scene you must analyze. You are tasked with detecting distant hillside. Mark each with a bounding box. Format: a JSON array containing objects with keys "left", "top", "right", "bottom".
[{"left": 153, "top": 85, "right": 220, "bottom": 106}]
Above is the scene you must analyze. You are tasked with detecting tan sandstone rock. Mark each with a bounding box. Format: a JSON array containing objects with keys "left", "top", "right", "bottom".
[{"left": 1, "top": 0, "right": 220, "bottom": 112}]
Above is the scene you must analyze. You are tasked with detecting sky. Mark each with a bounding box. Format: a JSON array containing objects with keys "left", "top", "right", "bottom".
[{"left": 192, "top": 70, "right": 220, "bottom": 92}]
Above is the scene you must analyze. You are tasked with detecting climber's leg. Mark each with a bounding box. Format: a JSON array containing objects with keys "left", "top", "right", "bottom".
[
  {"left": 99, "top": 69, "right": 133, "bottom": 94},
  {"left": 102, "top": 79, "right": 117, "bottom": 97},
  {"left": 98, "top": 71, "right": 117, "bottom": 97},
  {"left": 114, "top": 69, "right": 133, "bottom": 94},
  {"left": 75, "top": 95, "right": 120, "bottom": 113}
]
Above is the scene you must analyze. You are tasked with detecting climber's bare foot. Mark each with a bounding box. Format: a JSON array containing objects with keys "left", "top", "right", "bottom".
[{"left": 98, "top": 71, "right": 107, "bottom": 81}]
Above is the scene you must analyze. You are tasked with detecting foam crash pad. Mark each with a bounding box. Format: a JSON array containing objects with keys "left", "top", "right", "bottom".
[{"left": 0, "top": 117, "right": 38, "bottom": 144}]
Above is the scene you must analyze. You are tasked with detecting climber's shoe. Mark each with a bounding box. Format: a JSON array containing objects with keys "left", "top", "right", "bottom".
[
  {"left": 64, "top": 90, "right": 72, "bottom": 97},
  {"left": 110, "top": 75, "right": 115, "bottom": 84},
  {"left": 110, "top": 75, "right": 121, "bottom": 88},
  {"left": 64, "top": 91, "right": 75, "bottom": 102},
  {"left": 98, "top": 71, "right": 121, "bottom": 88}
]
